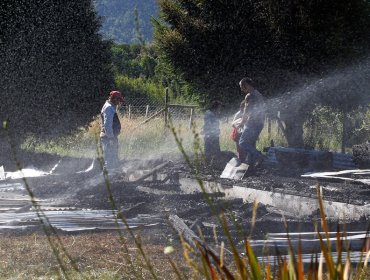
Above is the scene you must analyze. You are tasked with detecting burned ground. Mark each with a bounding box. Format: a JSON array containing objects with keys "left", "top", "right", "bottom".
[
  {"left": 0, "top": 148, "right": 370, "bottom": 274},
  {"left": 2, "top": 151, "right": 369, "bottom": 231}
]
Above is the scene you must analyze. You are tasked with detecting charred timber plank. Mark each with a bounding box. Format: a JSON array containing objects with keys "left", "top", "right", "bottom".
[
  {"left": 169, "top": 214, "right": 219, "bottom": 257},
  {"left": 169, "top": 214, "right": 203, "bottom": 248},
  {"left": 133, "top": 161, "right": 172, "bottom": 183}
]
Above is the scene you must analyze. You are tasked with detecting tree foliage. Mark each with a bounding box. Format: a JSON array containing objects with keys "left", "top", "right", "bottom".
[
  {"left": 154, "top": 0, "right": 370, "bottom": 147},
  {"left": 0, "top": 0, "right": 114, "bottom": 140},
  {"left": 111, "top": 42, "right": 197, "bottom": 104},
  {"left": 111, "top": 44, "right": 157, "bottom": 79}
]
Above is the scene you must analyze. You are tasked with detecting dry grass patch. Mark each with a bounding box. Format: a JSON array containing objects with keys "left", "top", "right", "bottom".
[{"left": 0, "top": 232, "right": 187, "bottom": 279}]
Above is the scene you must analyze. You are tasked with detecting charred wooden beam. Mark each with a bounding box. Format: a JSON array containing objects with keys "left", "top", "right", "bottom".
[
  {"left": 132, "top": 161, "right": 173, "bottom": 183},
  {"left": 169, "top": 214, "right": 220, "bottom": 257}
]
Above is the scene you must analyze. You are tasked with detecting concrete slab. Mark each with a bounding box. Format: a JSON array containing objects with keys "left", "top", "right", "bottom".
[{"left": 179, "top": 177, "right": 370, "bottom": 220}]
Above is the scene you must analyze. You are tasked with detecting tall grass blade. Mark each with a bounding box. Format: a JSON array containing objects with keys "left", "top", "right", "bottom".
[
  {"left": 282, "top": 216, "right": 298, "bottom": 279},
  {"left": 246, "top": 240, "right": 262, "bottom": 279},
  {"left": 220, "top": 241, "right": 224, "bottom": 268},
  {"left": 297, "top": 239, "right": 304, "bottom": 280},
  {"left": 281, "top": 258, "right": 289, "bottom": 280},
  {"left": 318, "top": 251, "right": 324, "bottom": 280},
  {"left": 200, "top": 256, "right": 213, "bottom": 280},
  {"left": 167, "top": 257, "right": 185, "bottom": 280},
  {"left": 181, "top": 236, "right": 204, "bottom": 275},
  {"left": 364, "top": 249, "right": 370, "bottom": 269},
  {"left": 343, "top": 258, "right": 350, "bottom": 280},
  {"left": 249, "top": 200, "right": 258, "bottom": 238},
  {"left": 201, "top": 242, "right": 235, "bottom": 280},
  {"left": 265, "top": 260, "right": 271, "bottom": 280},
  {"left": 316, "top": 185, "right": 335, "bottom": 278},
  {"left": 220, "top": 213, "right": 248, "bottom": 279}
]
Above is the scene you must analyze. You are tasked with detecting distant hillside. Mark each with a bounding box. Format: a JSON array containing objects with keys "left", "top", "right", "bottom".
[{"left": 94, "top": 0, "right": 158, "bottom": 44}]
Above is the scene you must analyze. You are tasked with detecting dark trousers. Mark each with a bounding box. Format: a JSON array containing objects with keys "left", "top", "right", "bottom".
[{"left": 204, "top": 136, "right": 221, "bottom": 160}]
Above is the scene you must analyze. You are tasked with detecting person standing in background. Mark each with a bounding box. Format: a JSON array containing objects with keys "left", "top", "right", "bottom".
[
  {"left": 237, "top": 78, "right": 266, "bottom": 168},
  {"left": 100, "top": 90, "right": 124, "bottom": 171},
  {"left": 203, "top": 100, "right": 223, "bottom": 162}
]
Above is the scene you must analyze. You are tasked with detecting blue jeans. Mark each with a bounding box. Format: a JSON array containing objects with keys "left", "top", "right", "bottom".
[
  {"left": 239, "top": 124, "right": 263, "bottom": 166},
  {"left": 101, "top": 137, "right": 119, "bottom": 170}
]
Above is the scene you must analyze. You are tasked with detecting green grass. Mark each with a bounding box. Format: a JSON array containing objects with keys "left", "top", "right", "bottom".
[{"left": 20, "top": 114, "right": 290, "bottom": 161}]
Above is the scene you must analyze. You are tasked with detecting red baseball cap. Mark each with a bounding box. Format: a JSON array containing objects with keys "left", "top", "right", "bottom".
[{"left": 109, "top": 90, "right": 124, "bottom": 102}]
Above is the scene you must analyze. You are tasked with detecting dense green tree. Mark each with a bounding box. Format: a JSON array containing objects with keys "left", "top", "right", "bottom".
[
  {"left": 111, "top": 44, "right": 157, "bottom": 78},
  {"left": 0, "top": 0, "right": 114, "bottom": 141},
  {"left": 154, "top": 0, "right": 370, "bottom": 147}
]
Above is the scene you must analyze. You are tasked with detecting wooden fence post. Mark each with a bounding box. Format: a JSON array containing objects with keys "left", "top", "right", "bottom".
[
  {"left": 145, "top": 105, "right": 149, "bottom": 118},
  {"left": 164, "top": 87, "right": 169, "bottom": 126},
  {"left": 189, "top": 108, "right": 194, "bottom": 128}
]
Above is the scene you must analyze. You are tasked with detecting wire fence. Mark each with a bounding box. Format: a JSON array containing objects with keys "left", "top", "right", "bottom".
[
  {"left": 120, "top": 97, "right": 164, "bottom": 118},
  {"left": 120, "top": 95, "right": 201, "bottom": 123},
  {"left": 118, "top": 94, "right": 369, "bottom": 153}
]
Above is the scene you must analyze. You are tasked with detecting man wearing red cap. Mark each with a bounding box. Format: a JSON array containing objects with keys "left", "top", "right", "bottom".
[{"left": 100, "top": 90, "right": 125, "bottom": 171}]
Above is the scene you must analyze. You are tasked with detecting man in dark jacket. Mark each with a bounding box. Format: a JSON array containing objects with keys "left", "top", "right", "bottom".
[{"left": 100, "top": 90, "right": 124, "bottom": 171}]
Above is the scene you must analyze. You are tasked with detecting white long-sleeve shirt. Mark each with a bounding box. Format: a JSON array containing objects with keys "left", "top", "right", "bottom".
[{"left": 100, "top": 100, "right": 116, "bottom": 138}]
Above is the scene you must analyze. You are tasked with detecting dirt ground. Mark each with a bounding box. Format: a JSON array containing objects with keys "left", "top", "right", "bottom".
[
  {"left": 0, "top": 148, "right": 369, "bottom": 277},
  {"left": 2, "top": 149, "right": 369, "bottom": 231}
]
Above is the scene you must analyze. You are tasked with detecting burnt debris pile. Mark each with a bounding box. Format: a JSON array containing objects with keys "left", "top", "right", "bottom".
[{"left": 352, "top": 141, "right": 370, "bottom": 169}]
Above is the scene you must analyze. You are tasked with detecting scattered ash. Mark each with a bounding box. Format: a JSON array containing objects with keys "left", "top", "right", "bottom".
[{"left": 0, "top": 152, "right": 368, "bottom": 248}]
